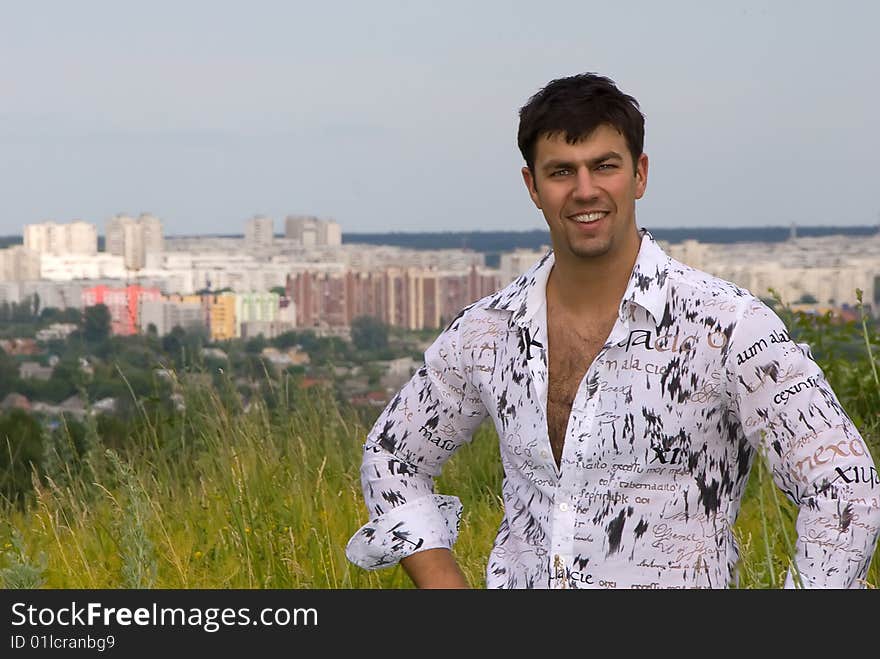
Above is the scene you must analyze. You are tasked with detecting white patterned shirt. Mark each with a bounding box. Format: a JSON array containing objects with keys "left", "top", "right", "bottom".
[{"left": 346, "top": 230, "right": 880, "bottom": 588}]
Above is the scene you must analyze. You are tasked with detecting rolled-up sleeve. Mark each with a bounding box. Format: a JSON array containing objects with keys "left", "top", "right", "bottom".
[
  {"left": 725, "top": 299, "right": 880, "bottom": 588},
  {"left": 346, "top": 312, "right": 489, "bottom": 570}
]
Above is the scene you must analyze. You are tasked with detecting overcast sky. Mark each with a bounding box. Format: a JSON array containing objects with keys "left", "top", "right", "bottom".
[{"left": 1, "top": 1, "right": 878, "bottom": 237}]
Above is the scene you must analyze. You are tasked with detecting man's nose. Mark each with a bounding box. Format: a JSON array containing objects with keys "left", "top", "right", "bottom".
[{"left": 572, "top": 167, "right": 599, "bottom": 201}]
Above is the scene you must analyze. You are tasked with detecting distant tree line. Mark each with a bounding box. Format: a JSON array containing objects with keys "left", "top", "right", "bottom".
[{"left": 343, "top": 225, "right": 879, "bottom": 254}]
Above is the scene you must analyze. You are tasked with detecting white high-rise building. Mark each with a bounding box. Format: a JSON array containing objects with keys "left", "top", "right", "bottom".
[
  {"left": 106, "top": 213, "right": 164, "bottom": 270},
  {"left": 139, "top": 213, "right": 164, "bottom": 254},
  {"left": 245, "top": 215, "right": 274, "bottom": 249},
  {"left": 0, "top": 246, "right": 40, "bottom": 282},
  {"left": 285, "top": 215, "right": 318, "bottom": 247},
  {"left": 23, "top": 221, "right": 97, "bottom": 256},
  {"left": 285, "top": 215, "right": 340, "bottom": 247},
  {"left": 106, "top": 214, "right": 135, "bottom": 257},
  {"left": 499, "top": 247, "right": 548, "bottom": 285},
  {"left": 318, "top": 219, "right": 342, "bottom": 246}
]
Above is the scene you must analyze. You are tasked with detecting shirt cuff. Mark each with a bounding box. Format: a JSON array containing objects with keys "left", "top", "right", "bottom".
[{"left": 345, "top": 494, "right": 463, "bottom": 570}]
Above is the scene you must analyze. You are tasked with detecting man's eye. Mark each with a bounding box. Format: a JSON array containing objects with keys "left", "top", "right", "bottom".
[
  {"left": 550, "top": 169, "right": 571, "bottom": 177},
  {"left": 596, "top": 163, "right": 618, "bottom": 171}
]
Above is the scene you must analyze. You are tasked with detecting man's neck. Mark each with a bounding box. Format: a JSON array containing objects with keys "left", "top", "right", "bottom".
[{"left": 547, "top": 230, "right": 642, "bottom": 320}]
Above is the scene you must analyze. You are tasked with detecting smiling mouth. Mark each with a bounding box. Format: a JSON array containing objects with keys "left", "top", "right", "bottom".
[{"left": 569, "top": 211, "right": 609, "bottom": 224}]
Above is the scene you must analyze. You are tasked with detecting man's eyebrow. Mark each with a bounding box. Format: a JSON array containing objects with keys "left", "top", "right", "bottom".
[{"left": 540, "top": 151, "right": 624, "bottom": 171}]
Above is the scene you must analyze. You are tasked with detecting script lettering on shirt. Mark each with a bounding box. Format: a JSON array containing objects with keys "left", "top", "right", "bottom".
[
  {"left": 779, "top": 423, "right": 851, "bottom": 461},
  {"left": 418, "top": 425, "right": 456, "bottom": 451},
  {"left": 553, "top": 566, "right": 594, "bottom": 585},
  {"left": 649, "top": 519, "right": 730, "bottom": 566},
  {"left": 736, "top": 338, "right": 768, "bottom": 366},
  {"left": 463, "top": 363, "right": 494, "bottom": 376},
  {"left": 617, "top": 480, "right": 678, "bottom": 492},
  {"left": 772, "top": 375, "right": 820, "bottom": 405},
  {"left": 602, "top": 357, "right": 670, "bottom": 376},
  {"left": 769, "top": 328, "right": 792, "bottom": 344},
  {"left": 577, "top": 492, "right": 629, "bottom": 509},
  {"left": 573, "top": 533, "right": 596, "bottom": 543},
  {"left": 517, "top": 458, "right": 555, "bottom": 487},
  {"left": 574, "top": 457, "right": 608, "bottom": 470},
  {"left": 610, "top": 461, "right": 643, "bottom": 474},
  {"left": 510, "top": 437, "right": 539, "bottom": 457},
  {"left": 649, "top": 538, "right": 711, "bottom": 565},
  {"left": 738, "top": 362, "right": 805, "bottom": 394},
  {"left": 462, "top": 340, "right": 499, "bottom": 365},
  {"left": 842, "top": 496, "right": 880, "bottom": 510},
  {"left": 688, "top": 373, "right": 724, "bottom": 403},
  {"left": 792, "top": 438, "right": 869, "bottom": 480},
  {"left": 701, "top": 298, "right": 739, "bottom": 314},
  {"left": 460, "top": 315, "right": 505, "bottom": 341},
  {"left": 426, "top": 364, "right": 464, "bottom": 398},
  {"left": 616, "top": 328, "right": 730, "bottom": 353},
  {"left": 650, "top": 446, "right": 685, "bottom": 465},
  {"left": 801, "top": 528, "right": 863, "bottom": 556},
  {"left": 636, "top": 557, "right": 702, "bottom": 572},
  {"left": 834, "top": 465, "right": 880, "bottom": 488},
  {"left": 814, "top": 511, "right": 880, "bottom": 535},
  {"left": 397, "top": 398, "right": 415, "bottom": 422},
  {"left": 598, "top": 382, "right": 634, "bottom": 397}
]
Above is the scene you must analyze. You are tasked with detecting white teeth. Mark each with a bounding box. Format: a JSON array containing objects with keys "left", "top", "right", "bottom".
[{"left": 572, "top": 212, "right": 606, "bottom": 223}]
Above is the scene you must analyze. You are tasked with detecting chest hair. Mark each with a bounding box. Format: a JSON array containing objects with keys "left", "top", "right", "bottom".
[{"left": 546, "top": 310, "right": 618, "bottom": 468}]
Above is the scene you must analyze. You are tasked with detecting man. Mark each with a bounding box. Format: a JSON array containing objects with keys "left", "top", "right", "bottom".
[{"left": 345, "top": 73, "right": 880, "bottom": 588}]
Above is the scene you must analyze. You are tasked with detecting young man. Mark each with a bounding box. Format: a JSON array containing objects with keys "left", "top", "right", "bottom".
[{"left": 346, "top": 73, "right": 880, "bottom": 588}]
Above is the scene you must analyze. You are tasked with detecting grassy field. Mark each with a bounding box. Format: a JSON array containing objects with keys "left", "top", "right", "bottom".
[{"left": 1, "top": 306, "right": 878, "bottom": 589}]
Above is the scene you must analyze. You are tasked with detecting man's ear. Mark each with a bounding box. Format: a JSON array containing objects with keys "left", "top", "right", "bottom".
[
  {"left": 521, "top": 166, "right": 542, "bottom": 209},
  {"left": 634, "top": 153, "right": 648, "bottom": 199}
]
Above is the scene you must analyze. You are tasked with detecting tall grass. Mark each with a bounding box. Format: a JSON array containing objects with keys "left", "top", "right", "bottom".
[{"left": 1, "top": 308, "right": 878, "bottom": 589}]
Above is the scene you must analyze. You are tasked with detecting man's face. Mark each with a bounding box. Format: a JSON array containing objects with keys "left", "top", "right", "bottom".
[{"left": 522, "top": 124, "right": 648, "bottom": 262}]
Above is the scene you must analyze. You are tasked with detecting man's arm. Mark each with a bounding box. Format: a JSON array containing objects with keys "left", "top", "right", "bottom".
[
  {"left": 401, "top": 548, "right": 470, "bottom": 588},
  {"left": 726, "top": 298, "right": 880, "bottom": 588},
  {"left": 345, "top": 310, "right": 488, "bottom": 582}
]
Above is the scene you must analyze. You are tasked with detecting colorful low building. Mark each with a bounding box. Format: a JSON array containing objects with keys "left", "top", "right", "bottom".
[
  {"left": 208, "top": 292, "right": 237, "bottom": 341},
  {"left": 81, "top": 284, "right": 161, "bottom": 336}
]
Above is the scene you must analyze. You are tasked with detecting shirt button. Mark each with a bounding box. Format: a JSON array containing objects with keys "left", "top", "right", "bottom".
[
  {"left": 541, "top": 450, "right": 548, "bottom": 459},
  {"left": 559, "top": 502, "right": 569, "bottom": 512}
]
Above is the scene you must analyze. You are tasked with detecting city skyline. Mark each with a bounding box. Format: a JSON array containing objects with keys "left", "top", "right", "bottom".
[{"left": 2, "top": 2, "right": 878, "bottom": 236}]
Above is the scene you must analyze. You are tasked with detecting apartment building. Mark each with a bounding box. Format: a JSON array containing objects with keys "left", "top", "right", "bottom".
[
  {"left": 288, "top": 265, "right": 501, "bottom": 330},
  {"left": 245, "top": 215, "right": 274, "bottom": 250},
  {"left": 139, "top": 298, "right": 207, "bottom": 337},
  {"left": 24, "top": 220, "right": 97, "bottom": 256},
  {"left": 207, "top": 293, "right": 237, "bottom": 341},
  {"left": 660, "top": 233, "right": 879, "bottom": 307},
  {"left": 285, "top": 215, "right": 342, "bottom": 247},
  {"left": 0, "top": 246, "right": 41, "bottom": 282},
  {"left": 81, "top": 284, "right": 162, "bottom": 336},
  {"left": 106, "top": 213, "right": 164, "bottom": 270}
]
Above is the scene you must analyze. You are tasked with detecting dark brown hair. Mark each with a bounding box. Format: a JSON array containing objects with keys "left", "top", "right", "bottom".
[{"left": 517, "top": 73, "right": 645, "bottom": 173}]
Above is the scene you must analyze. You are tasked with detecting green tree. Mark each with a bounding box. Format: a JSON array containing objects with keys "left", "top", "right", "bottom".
[
  {"left": 83, "top": 304, "right": 112, "bottom": 343},
  {"left": 272, "top": 331, "right": 301, "bottom": 350},
  {"left": 0, "top": 409, "right": 44, "bottom": 505},
  {"left": 0, "top": 348, "right": 19, "bottom": 399},
  {"left": 351, "top": 315, "right": 389, "bottom": 352},
  {"left": 245, "top": 334, "right": 268, "bottom": 354}
]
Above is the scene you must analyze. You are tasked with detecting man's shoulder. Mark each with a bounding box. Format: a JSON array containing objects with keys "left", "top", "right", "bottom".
[
  {"left": 664, "top": 255, "right": 763, "bottom": 312},
  {"left": 660, "top": 258, "right": 793, "bottom": 354},
  {"left": 444, "top": 291, "right": 516, "bottom": 334}
]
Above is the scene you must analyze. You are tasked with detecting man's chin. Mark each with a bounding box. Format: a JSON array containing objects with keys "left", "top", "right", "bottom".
[{"left": 567, "top": 239, "right": 613, "bottom": 260}]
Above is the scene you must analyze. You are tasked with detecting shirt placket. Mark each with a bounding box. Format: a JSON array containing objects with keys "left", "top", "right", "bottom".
[{"left": 550, "top": 309, "right": 632, "bottom": 589}]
